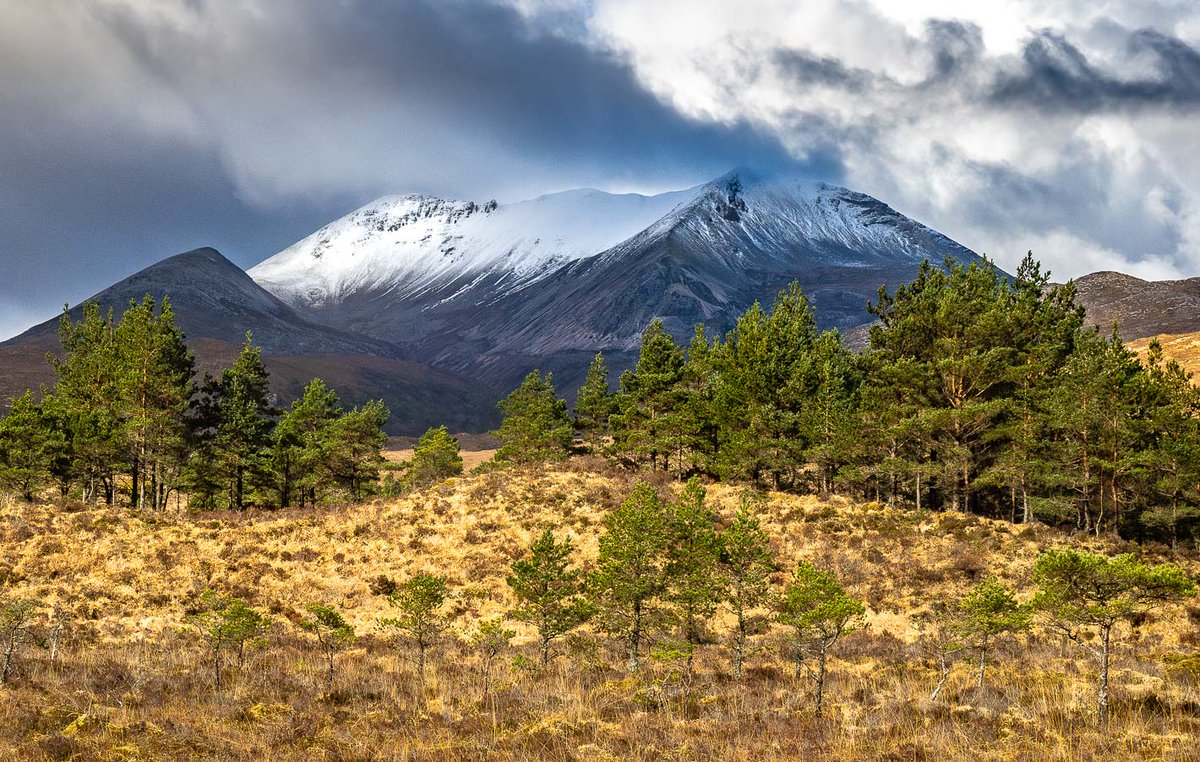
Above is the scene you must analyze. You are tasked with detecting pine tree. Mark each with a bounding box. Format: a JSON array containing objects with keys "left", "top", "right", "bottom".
[
  {"left": 801, "top": 331, "right": 860, "bottom": 494},
  {"left": 589, "top": 482, "right": 671, "bottom": 672},
  {"left": 494, "top": 370, "right": 573, "bottom": 464},
  {"left": 506, "top": 528, "right": 594, "bottom": 667},
  {"left": 1046, "top": 329, "right": 1143, "bottom": 534},
  {"left": 300, "top": 603, "right": 355, "bottom": 693},
  {"left": 272, "top": 379, "right": 341, "bottom": 507},
  {"left": 954, "top": 578, "right": 1030, "bottom": 688},
  {"left": 712, "top": 283, "right": 819, "bottom": 489},
  {"left": 775, "top": 562, "right": 866, "bottom": 716},
  {"left": 405, "top": 425, "right": 463, "bottom": 489},
  {"left": 1033, "top": 549, "right": 1195, "bottom": 726},
  {"left": 720, "top": 493, "right": 776, "bottom": 679},
  {"left": 113, "top": 296, "right": 195, "bottom": 510},
  {"left": 1135, "top": 345, "right": 1200, "bottom": 547},
  {"left": 52, "top": 303, "right": 123, "bottom": 504},
  {"left": 611, "top": 319, "right": 685, "bottom": 472},
  {"left": 867, "top": 259, "right": 1017, "bottom": 512},
  {"left": 979, "top": 254, "right": 1081, "bottom": 523},
  {"left": 664, "top": 477, "right": 724, "bottom": 678},
  {"left": 381, "top": 573, "right": 448, "bottom": 686},
  {"left": 185, "top": 590, "right": 272, "bottom": 691},
  {"left": 213, "top": 334, "right": 276, "bottom": 510},
  {"left": 0, "top": 392, "right": 55, "bottom": 502},
  {"left": 574, "top": 352, "right": 614, "bottom": 448},
  {"left": 324, "top": 400, "right": 389, "bottom": 501},
  {"left": 677, "top": 325, "right": 721, "bottom": 477}
]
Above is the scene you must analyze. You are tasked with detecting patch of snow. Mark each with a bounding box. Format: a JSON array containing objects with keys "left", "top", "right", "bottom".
[{"left": 249, "top": 186, "right": 701, "bottom": 307}]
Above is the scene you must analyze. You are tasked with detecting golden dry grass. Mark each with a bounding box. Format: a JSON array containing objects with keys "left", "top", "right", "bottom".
[
  {"left": 383, "top": 448, "right": 497, "bottom": 472},
  {"left": 0, "top": 459, "right": 1197, "bottom": 760},
  {"left": 1129, "top": 330, "right": 1200, "bottom": 379}
]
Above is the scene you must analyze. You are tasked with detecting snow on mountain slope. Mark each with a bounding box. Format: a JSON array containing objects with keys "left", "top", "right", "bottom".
[
  {"left": 249, "top": 185, "right": 701, "bottom": 308},
  {"left": 247, "top": 168, "right": 987, "bottom": 394},
  {"left": 617, "top": 170, "right": 976, "bottom": 270}
]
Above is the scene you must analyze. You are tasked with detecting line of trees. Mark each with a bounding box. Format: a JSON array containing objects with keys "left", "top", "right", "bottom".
[
  {"left": 0, "top": 297, "right": 389, "bottom": 509},
  {"left": 494, "top": 255, "right": 1200, "bottom": 545}
]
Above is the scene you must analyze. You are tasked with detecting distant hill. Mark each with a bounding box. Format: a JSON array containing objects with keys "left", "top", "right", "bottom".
[
  {"left": 0, "top": 248, "right": 498, "bottom": 434},
  {"left": 1072, "top": 271, "right": 1200, "bottom": 340},
  {"left": 1127, "top": 329, "right": 1200, "bottom": 379}
]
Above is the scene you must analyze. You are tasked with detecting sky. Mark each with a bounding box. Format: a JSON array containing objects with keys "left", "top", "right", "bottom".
[{"left": 2, "top": 0, "right": 1199, "bottom": 340}]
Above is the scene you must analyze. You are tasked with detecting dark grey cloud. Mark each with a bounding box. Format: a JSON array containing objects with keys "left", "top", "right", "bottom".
[
  {"left": 923, "top": 20, "right": 985, "bottom": 82},
  {"left": 0, "top": 0, "right": 806, "bottom": 339},
  {"left": 991, "top": 27, "right": 1200, "bottom": 111},
  {"left": 771, "top": 50, "right": 880, "bottom": 93}
]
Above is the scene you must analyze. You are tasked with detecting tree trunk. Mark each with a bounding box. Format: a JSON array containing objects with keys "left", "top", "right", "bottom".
[
  {"left": 1098, "top": 624, "right": 1111, "bottom": 726},
  {"left": 1, "top": 633, "right": 15, "bottom": 684},
  {"left": 131, "top": 455, "right": 140, "bottom": 509},
  {"left": 815, "top": 641, "right": 828, "bottom": 716},
  {"left": 326, "top": 648, "right": 335, "bottom": 693},
  {"left": 977, "top": 635, "right": 988, "bottom": 688},
  {"left": 236, "top": 464, "right": 244, "bottom": 511},
  {"left": 931, "top": 651, "right": 951, "bottom": 700},
  {"left": 628, "top": 599, "right": 642, "bottom": 672},
  {"left": 733, "top": 610, "right": 747, "bottom": 680}
]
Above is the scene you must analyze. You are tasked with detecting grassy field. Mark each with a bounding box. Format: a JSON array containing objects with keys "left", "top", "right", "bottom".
[
  {"left": 1130, "top": 330, "right": 1200, "bottom": 379},
  {"left": 0, "top": 458, "right": 1197, "bottom": 760}
]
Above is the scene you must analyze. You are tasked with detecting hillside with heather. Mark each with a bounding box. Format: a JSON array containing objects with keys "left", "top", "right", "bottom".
[{"left": 0, "top": 462, "right": 1197, "bottom": 761}]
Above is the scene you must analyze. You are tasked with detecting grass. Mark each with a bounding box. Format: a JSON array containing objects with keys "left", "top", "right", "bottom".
[
  {"left": 1129, "top": 330, "right": 1200, "bottom": 378},
  {"left": 0, "top": 458, "right": 1197, "bottom": 760}
]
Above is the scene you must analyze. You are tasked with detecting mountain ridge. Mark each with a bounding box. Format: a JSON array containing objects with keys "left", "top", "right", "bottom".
[{"left": 249, "top": 170, "right": 990, "bottom": 392}]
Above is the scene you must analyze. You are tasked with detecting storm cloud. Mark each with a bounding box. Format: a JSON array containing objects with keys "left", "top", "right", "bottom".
[{"left": 2, "top": 0, "right": 1200, "bottom": 339}]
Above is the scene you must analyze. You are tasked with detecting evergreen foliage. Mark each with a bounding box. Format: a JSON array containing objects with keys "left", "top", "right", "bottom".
[
  {"left": 663, "top": 477, "right": 724, "bottom": 678},
  {"left": 588, "top": 259, "right": 1200, "bottom": 546},
  {"left": 405, "top": 425, "right": 463, "bottom": 489},
  {"left": 300, "top": 603, "right": 355, "bottom": 693},
  {"left": 574, "top": 352, "right": 615, "bottom": 447},
  {"left": 720, "top": 493, "right": 777, "bottom": 679},
  {"left": 589, "top": 482, "right": 672, "bottom": 672},
  {"left": 775, "top": 562, "right": 866, "bottom": 715},
  {"left": 494, "top": 370, "right": 573, "bottom": 464},
  {"left": 185, "top": 590, "right": 272, "bottom": 691},
  {"left": 0, "top": 297, "right": 389, "bottom": 510},
  {"left": 506, "top": 528, "right": 594, "bottom": 666},
  {"left": 381, "top": 573, "right": 448, "bottom": 685},
  {"left": 1032, "top": 549, "right": 1196, "bottom": 725},
  {"left": 953, "top": 579, "right": 1030, "bottom": 688}
]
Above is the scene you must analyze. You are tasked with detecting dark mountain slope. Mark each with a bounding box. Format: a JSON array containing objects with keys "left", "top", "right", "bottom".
[{"left": 0, "top": 248, "right": 497, "bottom": 433}]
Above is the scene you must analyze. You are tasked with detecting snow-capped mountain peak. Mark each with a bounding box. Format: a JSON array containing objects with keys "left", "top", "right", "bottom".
[{"left": 248, "top": 184, "right": 702, "bottom": 308}]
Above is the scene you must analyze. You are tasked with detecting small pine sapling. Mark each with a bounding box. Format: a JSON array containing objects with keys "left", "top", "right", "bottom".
[{"left": 300, "top": 603, "right": 355, "bottom": 693}]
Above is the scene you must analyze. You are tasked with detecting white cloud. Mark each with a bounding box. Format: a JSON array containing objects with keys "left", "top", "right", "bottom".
[{"left": 503, "top": 0, "right": 1200, "bottom": 280}]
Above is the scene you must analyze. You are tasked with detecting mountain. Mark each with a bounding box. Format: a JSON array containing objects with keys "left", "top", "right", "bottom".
[
  {"left": 0, "top": 248, "right": 498, "bottom": 433},
  {"left": 251, "top": 170, "right": 986, "bottom": 392},
  {"left": 1072, "top": 271, "right": 1200, "bottom": 340}
]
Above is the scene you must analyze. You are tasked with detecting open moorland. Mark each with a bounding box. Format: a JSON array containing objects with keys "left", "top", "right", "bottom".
[{"left": 0, "top": 458, "right": 1197, "bottom": 761}]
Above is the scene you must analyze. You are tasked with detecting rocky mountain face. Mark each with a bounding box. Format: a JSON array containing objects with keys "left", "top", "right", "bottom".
[
  {"left": 251, "top": 170, "right": 986, "bottom": 393},
  {"left": 1072, "top": 271, "right": 1200, "bottom": 340}
]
